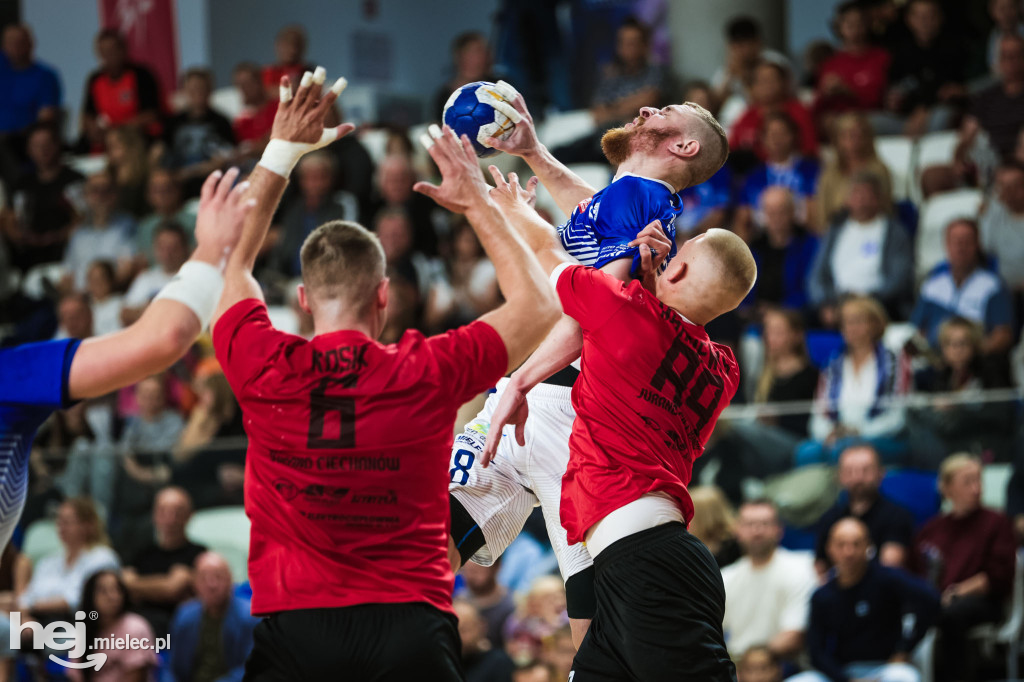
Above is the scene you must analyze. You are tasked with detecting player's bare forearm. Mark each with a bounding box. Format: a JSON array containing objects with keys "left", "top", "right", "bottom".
[
  {"left": 521, "top": 144, "right": 598, "bottom": 216},
  {"left": 509, "top": 315, "right": 583, "bottom": 391},
  {"left": 231, "top": 165, "right": 287, "bottom": 274}
]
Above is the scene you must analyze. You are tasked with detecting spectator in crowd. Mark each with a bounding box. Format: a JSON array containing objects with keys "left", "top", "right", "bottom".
[
  {"left": 261, "top": 25, "right": 313, "bottom": 98},
  {"left": 1, "top": 122, "right": 83, "bottom": 270},
  {"left": 433, "top": 32, "right": 501, "bottom": 117},
  {"left": 911, "top": 218, "right": 1014, "bottom": 355},
  {"left": 554, "top": 17, "right": 669, "bottom": 164},
  {"left": 455, "top": 599, "right": 515, "bottom": 682},
  {"left": 232, "top": 61, "right": 276, "bottom": 154},
  {"left": 53, "top": 291, "right": 93, "bottom": 341},
  {"left": 790, "top": 518, "right": 939, "bottom": 682},
  {"left": 802, "top": 40, "right": 837, "bottom": 91},
  {"left": 958, "top": 34, "right": 1024, "bottom": 167},
  {"left": 168, "top": 552, "right": 259, "bottom": 682},
  {"left": 687, "top": 486, "right": 742, "bottom": 568},
  {"left": 813, "top": 444, "right": 915, "bottom": 575},
  {"left": 712, "top": 16, "right": 790, "bottom": 128},
  {"left": 323, "top": 102, "right": 375, "bottom": 222},
  {"left": 912, "top": 454, "right": 1016, "bottom": 682},
  {"left": 721, "top": 499, "right": 817, "bottom": 662},
  {"left": 374, "top": 205, "right": 441, "bottom": 302},
  {"left": 135, "top": 168, "right": 196, "bottom": 262},
  {"left": 729, "top": 61, "right": 817, "bottom": 164},
  {"left": 85, "top": 260, "right": 123, "bottom": 336},
  {"left": 540, "top": 625, "right": 575, "bottom": 682},
  {"left": 513, "top": 662, "right": 555, "bottom": 682},
  {"left": 809, "top": 172, "right": 914, "bottom": 321},
  {"left": 116, "top": 375, "right": 186, "bottom": 554},
  {"left": 0, "top": 23, "right": 61, "bottom": 139},
  {"left": 816, "top": 112, "right": 893, "bottom": 228},
  {"left": 172, "top": 371, "right": 247, "bottom": 509},
  {"left": 736, "top": 112, "right": 821, "bottom": 237},
  {"left": 425, "top": 219, "right": 500, "bottom": 332},
  {"left": 705, "top": 308, "right": 818, "bottom": 499},
  {"left": 68, "top": 569, "right": 158, "bottom": 682},
  {"left": 503, "top": 576, "right": 569, "bottom": 667},
  {"left": 122, "top": 486, "right": 206, "bottom": 638},
  {"left": 457, "top": 560, "right": 516, "bottom": 651},
  {"left": 266, "top": 152, "right": 348, "bottom": 281},
  {"left": 370, "top": 153, "right": 438, "bottom": 256},
  {"left": 880, "top": 0, "right": 965, "bottom": 137},
  {"left": 980, "top": 161, "right": 1024, "bottom": 294},
  {"left": 815, "top": 2, "right": 891, "bottom": 120},
  {"left": 105, "top": 125, "right": 151, "bottom": 218},
  {"left": 160, "top": 67, "right": 235, "bottom": 197},
  {"left": 80, "top": 29, "right": 161, "bottom": 153},
  {"left": 911, "top": 316, "right": 1016, "bottom": 465},
  {"left": 736, "top": 646, "right": 783, "bottom": 682},
  {"left": 744, "top": 188, "right": 819, "bottom": 311},
  {"left": 800, "top": 296, "right": 912, "bottom": 466},
  {"left": 18, "top": 498, "right": 119, "bottom": 618},
  {"left": 988, "top": 0, "right": 1024, "bottom": 72},
  {"left": 676, "top": 81, "right": 733, "bottom": 236},
  {"left": 121, "top": 222, "right": 190, "bottom": 325}
]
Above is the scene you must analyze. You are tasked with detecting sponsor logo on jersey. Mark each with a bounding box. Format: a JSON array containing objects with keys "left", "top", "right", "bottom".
[
  {"left": 576, "top": 197, "right": 592, "bottom": 215},
  {"left": 350, "top": 487, "right": 398, "bottom": 505}
]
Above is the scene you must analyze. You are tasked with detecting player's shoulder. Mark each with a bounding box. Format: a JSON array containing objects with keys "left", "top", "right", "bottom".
[
  {"left": 0, "top": 339, "right": 81, "bottom": 410},
  {"left": 602, "top": 173, "right": 676, "bottom": 203}
]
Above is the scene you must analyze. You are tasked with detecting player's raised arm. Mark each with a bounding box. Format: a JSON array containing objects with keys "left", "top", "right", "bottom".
[
  {"left": 484, "top": 81, "right": 599, "bottom": 216},
  {"left": 66, "top": 169, "right": 254, "bottom": 400},
  {"left": 212, "top": 67, "right": 354, "bottom": 328},
  {"left": 414, "top": 126, "right": 560, "bottom": 372}
]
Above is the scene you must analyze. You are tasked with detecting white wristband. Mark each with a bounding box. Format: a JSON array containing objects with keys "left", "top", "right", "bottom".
[
  {"left": 153, "top": 261, "right": 225, "bottom": 330},
  {"left": 257, "top": 139, "right": 307, "bottom": 178}
]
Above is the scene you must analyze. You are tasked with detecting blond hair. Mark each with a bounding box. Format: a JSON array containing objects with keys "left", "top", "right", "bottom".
[
  {"left": 300, "top": 221, "right": 386, "bottom": 314},
  {"left": 839, "top": 294, "right": 888, "bottom": 344},
  {"left": 702, "top": 228, "right": 757, "bottom": 308},
  {"left": 64, "top": 497, "right": 110, "bottom": 548},
  {"left": 688, "top": 486, "right": 737, "bottom": 547},
  {"left": 939, "top": 453, "right": 982, "bottom": 491},
  {"left": 682, "top": 102, "right": 729, "bottom": 186}
]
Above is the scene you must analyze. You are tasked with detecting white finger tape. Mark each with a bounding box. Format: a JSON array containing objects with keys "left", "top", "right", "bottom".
[{"left": 312, "top": 66, "right": 326, "bottom": 85}]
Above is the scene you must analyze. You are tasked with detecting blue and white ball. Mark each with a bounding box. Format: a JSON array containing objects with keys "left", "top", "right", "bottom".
[{"left": 442, "top": 81, "right": 517, "bottom": 158}]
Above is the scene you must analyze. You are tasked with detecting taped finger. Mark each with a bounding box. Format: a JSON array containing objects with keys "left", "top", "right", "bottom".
[
  {"left": 494, "top": 80, "right": 521, "bottom": 101},
  {"left": 419, "top": 133, "right": 434, "bottom": 150},
  {"left": 279, "top": 82, "right": 293, "bottom": 103},
  {"left": 428, "top": 124, "right": 443, "bottom": 140},
  {"left": 312, "top": 66, "right": 326, "bottom": 86},
  {"left": 330, "top": 77, "right": 348, "bottom": 96},
  {"left": 490, "top": 100, "right": 522, "bottom": 124},
  {"left": 299, "top": 71, "right": 313, "bottom": 88}
]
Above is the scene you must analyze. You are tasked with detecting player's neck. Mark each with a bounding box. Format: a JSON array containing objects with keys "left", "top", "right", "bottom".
[
  {"left": 312, "top": 304, "right": 380, "bottom": 340},
  {"left": 616, "top": 158, "right": 686, "bottom": 193}
]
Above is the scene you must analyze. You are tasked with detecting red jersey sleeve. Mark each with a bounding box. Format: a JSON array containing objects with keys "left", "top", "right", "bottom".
[
  {"left": 212, "top": 298, "right": 298, "bottom": 392},
  {"left": 552, "top": 263, "right": 631, "bottom": 332},
  {"left": 424, "top": 319, "right": 508, "bottom": 404}
]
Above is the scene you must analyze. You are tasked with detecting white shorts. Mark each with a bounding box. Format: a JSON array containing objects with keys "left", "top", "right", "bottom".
[{"left": 448, "top": 378, "right": 593, "bottom": 581}]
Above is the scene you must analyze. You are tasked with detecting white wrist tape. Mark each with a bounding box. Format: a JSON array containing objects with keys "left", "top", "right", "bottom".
[
  {"left": 153, "top": 261, "right": 225, "bottom": 330},
  {"left": 257, "top": 127, "right": 344, "bottom": 179}
]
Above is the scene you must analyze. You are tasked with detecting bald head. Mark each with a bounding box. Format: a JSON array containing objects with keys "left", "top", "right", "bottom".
[
  {"left": 657, "top": 229, "right": 756, "bottom": 325},
  {"left": 827, "top": 517, "right": 872, "bottom": 578},
  {"left": 195, "top": 552, "right": 233, "bottom": 611}
]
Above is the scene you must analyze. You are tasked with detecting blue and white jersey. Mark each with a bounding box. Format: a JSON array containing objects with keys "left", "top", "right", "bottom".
[
  {"left": 0, "top": 339, "right": 81, "bottom": 549},
  {"left": 557, "top": 173, "right": 682, "bottom": 276},
  {"left": 911, "top": 262, "right": 1014, "bottom": 347}
]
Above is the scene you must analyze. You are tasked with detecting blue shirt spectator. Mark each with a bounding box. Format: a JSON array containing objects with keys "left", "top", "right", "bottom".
[
  {"left": 744, "top": 186, "right": 818, "bottom": 310},
  {"left": 167, "top": 552, "right": 259, "bottom": 682},
  {"left": 0, "top": 24, "right": 61, "bottom": 134},
  {"left": 910, "top": 218, "right": 1015, "bottom": 353},
  {"left": 678, "top": 165, "right": 732, "bottom": 234},
  {"left": 790, "top": 519, "right": 939, "bottom": 682}
]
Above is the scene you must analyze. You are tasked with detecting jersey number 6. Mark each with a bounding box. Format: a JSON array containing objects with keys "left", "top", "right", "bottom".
[{"left": 307, "top": 374, "right": 358, "bottom": 449}]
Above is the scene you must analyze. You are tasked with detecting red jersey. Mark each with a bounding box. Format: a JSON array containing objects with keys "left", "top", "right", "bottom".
[
  {"left": 729, "top": 99, "right": 819, "bottom": 160},
  {"left": 817, "top": 48, "right": 891, "bottom": 110},
  {"left": 213, "top": 299, "right": 507, "bottom": 616},
  {"left": 84, "top": 64, "right": 161, "bottom": 135},
  {"left": 233, "top": 100, "right": 278, "bottom": 144},
  {"left": 553, "top": 264, "right": 740, "bottom": 544},
  {"left": 262, "top": 63, "right": 314, "bottom": 94}
]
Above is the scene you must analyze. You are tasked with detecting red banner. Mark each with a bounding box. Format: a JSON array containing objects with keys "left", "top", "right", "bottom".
[{"left": 98, "top": 0, "right": 179, "bottom": 104}]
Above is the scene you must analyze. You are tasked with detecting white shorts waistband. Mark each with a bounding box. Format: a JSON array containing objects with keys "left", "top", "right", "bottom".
[
  {"left": 584, "top": 493, "right": 685, "bottom": 558},
  {"left": 495, "top": 377, "right": 573, "bottom": 403}
]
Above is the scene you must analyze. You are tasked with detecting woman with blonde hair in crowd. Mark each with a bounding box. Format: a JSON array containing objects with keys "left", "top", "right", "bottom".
[
  {"left": 912, "top": 453, "right": 1015, "bottom": 682},
  {"left": 797, "top": 295, "right": 911, "bottom": 466},
  {"left": 503, "top": 576, "right": 569, "bottom": 666},
  {"left": 688, "top": 486, "right": 742, "bottom": 568},
  {"left": 105, "top": 126, "right": 150, "bottom": 218},
  {"left": 816, "top": 112, "right": 893, "bottom": 228}
]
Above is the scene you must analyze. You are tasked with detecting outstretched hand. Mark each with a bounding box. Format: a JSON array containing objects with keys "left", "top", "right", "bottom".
[
  {"left": 193, "top": 167, "right": 257, "bottom": 264},
  {"left": 486, "top": 166, "right": 540, "bottom": 213},
  {"left": 483, "top": 81, "right": 541, "bottom": 158},
  {"left": 271, "top": 66, "right": 355, "bottom": 150},
  {"left": 480, "top": 382, "right": 531, "bottom": 468},
  {"left": 414, "top": 125, "right": 491, "bottom": 214}
]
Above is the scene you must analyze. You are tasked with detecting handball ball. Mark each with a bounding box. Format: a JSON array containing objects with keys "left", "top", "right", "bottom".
[{"left": 442, "top": 81, "right": 518, "bottom": 158}]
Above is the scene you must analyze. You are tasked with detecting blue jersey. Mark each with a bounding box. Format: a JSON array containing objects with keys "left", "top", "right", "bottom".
[
  {"left": 678, "top": 166, "right": 732, "bottom": 233},
  {"left": 0, "top": 339, "right": 80, "bottom": 549},
  {"left": 558, "top": 174, "right": 681, "bottom": 276}
]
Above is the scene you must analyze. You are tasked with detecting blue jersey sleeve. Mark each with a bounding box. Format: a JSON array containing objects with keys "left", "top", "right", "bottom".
[
  {"left": 591, "top": 176, "right": 672, "bottom": 273},
  {"left": 0, "top": 339, "right": 81, "bottom": 409}
]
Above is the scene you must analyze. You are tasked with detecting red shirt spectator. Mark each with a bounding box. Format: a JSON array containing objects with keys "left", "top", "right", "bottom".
[
  {"left": 730, "top": 60, "right": 817, "bottom": 160},
  {"left": 816, "top": 2, "right": 891, "bottom": 113},
  {"left": 261, "top": 25, "right": 313, "bottom": 97}
]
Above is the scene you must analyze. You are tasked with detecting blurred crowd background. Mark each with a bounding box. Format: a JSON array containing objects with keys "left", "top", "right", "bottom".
[{"left": 3, "top": 0, "right": 1024, "bottom": 680}]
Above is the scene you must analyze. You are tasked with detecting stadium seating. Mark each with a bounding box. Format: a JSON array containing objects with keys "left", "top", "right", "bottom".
[
  {"left": 913, "top": 130, "right": 960, "bottom": 204},
  {"left": 982, "top": 463, "right": 1013, "bottom": 511},
  {"left": 21, "top": 519, "right": 60, "bottom": 565},
  {"left": 210, "top": 86, "right": 244, "bottom": 122},
  {"left": 875, "top": 135, "right": 914, "bottom": 201},
  {"left": 915, "top": 188, "right": 984, "bottom": 280},
  {"left": 535, "top": 109, "right": 596, "bottom": 149},
  {"left": 879, "top": 469, "right": 940, "bottom": 529},
  {"left": 968, "top": 547, "right": 1024, "bottom": 681},
  {"left": 805, "top": 329, "right": 844, "bottom": 369},
  {"left": 186, "top": 506, "right": 251, "bottom": 583}
]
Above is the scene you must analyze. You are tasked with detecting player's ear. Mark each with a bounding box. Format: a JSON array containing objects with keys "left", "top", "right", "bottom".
[
  {"left": 671, "top": 138, "right": 700, "bottom": 160},
  {"left": 296, "top": 284, "right": 313, "bottom": 315},
  {"left": 665, "top": 258, "right": 687, "bottom": 284},
  {"left": 376, "top": 277, "right": 390, "bottom": 311}
]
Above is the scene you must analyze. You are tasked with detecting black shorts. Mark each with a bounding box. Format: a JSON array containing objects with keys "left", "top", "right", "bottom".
[
  {"left": 571, "top": 522, "right": 737, "bottom": 682},
  {"left": 243, "top": 602, "right": 464, "bottom": 682}
]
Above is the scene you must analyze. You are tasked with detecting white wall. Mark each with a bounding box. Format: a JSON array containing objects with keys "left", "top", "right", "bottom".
[{"left": 786, "top": 0, "right": 845, "bottom": 60}]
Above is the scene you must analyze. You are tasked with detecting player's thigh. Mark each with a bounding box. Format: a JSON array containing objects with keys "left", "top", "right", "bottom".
[{"left": 569, "top": 620, "right": 630, "bottom": 682}]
